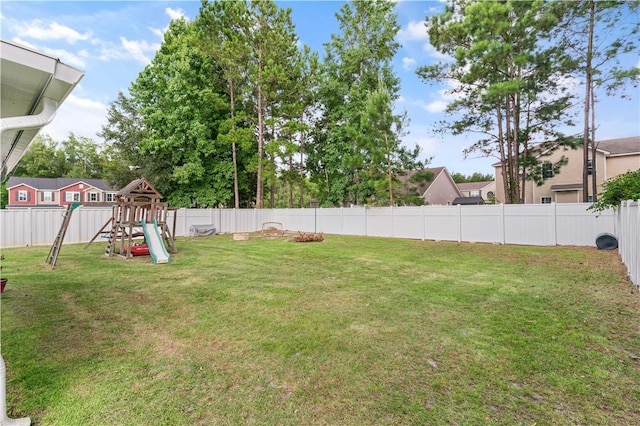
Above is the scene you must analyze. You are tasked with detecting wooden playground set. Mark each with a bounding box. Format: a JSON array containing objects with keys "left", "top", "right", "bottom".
[{"left": 46, "top": 178, "right": 177, "bottom": 267}]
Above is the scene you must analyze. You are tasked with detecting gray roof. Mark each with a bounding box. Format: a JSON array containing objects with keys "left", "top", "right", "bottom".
[
  {"left": 7, "top": 176, "right": 116, "bottom": 191},
  {"left": 597, "top": 136, "right": 640, "bottom": 156},
  {"left": 457, "top": 181, "right": 494, "bottom": 191},
  {"left": 452, "top": 196, "right": 485, "bottom": 205}
]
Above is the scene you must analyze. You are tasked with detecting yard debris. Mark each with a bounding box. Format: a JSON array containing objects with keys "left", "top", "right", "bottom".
[{"left": 291, "top": 232, "right": 324, "bottom": 243}]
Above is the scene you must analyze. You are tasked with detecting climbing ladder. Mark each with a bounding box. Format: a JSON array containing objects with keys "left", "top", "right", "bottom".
[
  {"left": 46, "top": 203, "right": 82, "bottom": 267},
  {"left": 104, "top": 217, "right": 118, "bottom": 257}
]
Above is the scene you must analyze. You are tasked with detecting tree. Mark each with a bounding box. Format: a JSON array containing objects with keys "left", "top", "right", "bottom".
[
  {"left": 360, "top": 78, "right": 412, "bottom": 206},
  {"left": 129, "top": 18, "right": 233, "bottom": 207},
  {"left": 98, "top": 91, "right": 149, "bottom": 189},
  {"left": 552, "top": 1, "right": 640, "bottom": 202},
  {"left": 451, "top": 172, "right": 495, "bottom": 183},
  {"left": 417, "top": 0, "right": 577, "bottom": 204},
  {"left": 589, "top": 169, "right": 640, "bottom": 211},
  {"left": 277, "top": 44, "right": 321, "bottom": 208},
  {"left": 10, "top": 134, "right": 65, "bottom": 177},
  {"left": 310, "top": 0, "right": 406, "bottom": 206},
  {"left": 197, "top": 0, "right": 254, "bottom": 209},
  {"left": 12, "top": 133, "right": 105, "bottom": 179},
  {"left": 395, "top": 169, "right": 435, "bottom": 206},
  {"left": 61, "top": 133, "right": 104, "bottom": 179},
  {"left": 246, "top": 0, "right": 299, "bottom": 208}
]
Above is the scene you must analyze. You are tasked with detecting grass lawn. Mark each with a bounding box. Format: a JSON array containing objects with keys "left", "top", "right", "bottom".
[{"left": 1, "top": 235, "right": 639, "bottom": 425}]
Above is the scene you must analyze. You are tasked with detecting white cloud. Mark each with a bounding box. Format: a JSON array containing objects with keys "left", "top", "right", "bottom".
[
  {"left": 8, "top": 37, "right": 37, "bottom": 50},
  {"left": 411, "top": 79, "right": 462, "bottom": 114},
  {"left": 416, "top": 99, "right": 448, "bottom": 113},
  {"left": 20, "top": 20, "right": 92, "bottom": 44},
  {"left": 149, "top": 27, "right": 165, "bottom": 38},
  {"left": 402, "top": 56, "right": 416, "bottom": 71},
  {"left": 41, "top": 94, "right": 108, "bottom": 141},
  {"left": 166, "top": 7, "right": 188, "bottom": 21},
  {"left": 422, "top": 43, "right": 451, "bottom": 61},
  {"left": 120, "top": 37, "right": 158, "bottom": 64},
  {"left": 146, "top": 7, "right": 189, "bottom": 39},
  {"left": 398, "top": 20, "right": 428, "bottom": 42},
  {"left": 97, "top": 37, "right": 159, "bottom": 64},
  {"left": 413, "top": 136, "right": 440, "bottom": 156}
]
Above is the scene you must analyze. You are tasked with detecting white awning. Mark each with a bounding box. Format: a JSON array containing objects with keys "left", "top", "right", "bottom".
[{"left": 1, "top": 39, "right": 84, "bottom": 181}]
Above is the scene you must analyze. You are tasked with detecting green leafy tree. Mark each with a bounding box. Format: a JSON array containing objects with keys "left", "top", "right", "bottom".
[
  {"left": 266, "top": 44, "right": 321, "bottom": 208},
  {"left": 10, "top": 134, "right": 66, "bottom": 177},
  {"left": 311, "top": 0, "right": 403, "bottom": 206},
  {"left": 0, "top": 182, "right": 7, "bottom": 209},
  {"left": 417, "top": 0, "right": 577, "bottom": 204},
  {"left": 360, "top": 78, "right": 416, "bottom": 206},
  {"left": 197, "top": 0, "right": 254, "bottom": 209},
  {"left": 589, "top": 169, "right": 640, "bottom": 211},
  {"left": 395, "top": 169, "right": 435, "bottom": 206},
  {"left": 98, "top": 91, "right": 149, "bottom": 189},
  {"left": 129, "top": 18, "right": 232, "bottom": 207},
  {"left": 61, "top": 133, "right": 104, "bottom": 179},
  {"left": 13, "top": 133, "right": 104, "bottom": 179},
  {"left": 246, "top": 0, "right": 299, "bottom": 208},
  {"left": 451, "top": 172, "right": 495, "bottom": 183}
]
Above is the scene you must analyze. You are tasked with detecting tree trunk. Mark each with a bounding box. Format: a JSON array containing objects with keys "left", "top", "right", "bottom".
[
  {"left": 229, "top": 78, "right": 240, "bottom": 209},
  {"left": 288, "top": 156, "right": 294, "bottom": 208},
  {"left": 582, "top": 0, "right": 595, "bottom": 202},
  {"left": 256, "top": 60, "right": 264, "bottom": 209},
  {"left": 591, "top": 78, "right": 598, "bottom": 202},
  {"left": 497, "top": 104, "right": 509, "bottom": 204},
  {"left": 385, "top": 132, "right": 393, "bottom": 206}
]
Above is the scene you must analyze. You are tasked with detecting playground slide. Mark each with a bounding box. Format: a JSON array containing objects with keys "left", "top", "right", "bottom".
[{"left": 141, "top": 219, "right": 170, "bottom": 264}]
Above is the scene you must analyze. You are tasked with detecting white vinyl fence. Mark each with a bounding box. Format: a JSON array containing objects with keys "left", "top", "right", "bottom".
[
  {"left": 0, "top": 203, "right": 616, "bottom": 249},
  {"left": 616, "top": 200, "right": 639, "bottom": 288}
]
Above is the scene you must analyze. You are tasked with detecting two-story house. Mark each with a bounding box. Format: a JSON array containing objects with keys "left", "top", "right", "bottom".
[
  {"left": 456, "top": 181, "right": 496, "bottom": 204},
  {"left": 6, "top": 177, "right": 118, "bottom": 208},
  {"left": 493, "top": 136, "right": 640, "bottom": 204}
]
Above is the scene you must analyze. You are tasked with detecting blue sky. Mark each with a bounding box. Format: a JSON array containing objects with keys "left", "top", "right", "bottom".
[{"left": 1, "top": 0, "right": 638, "bottom": 176}]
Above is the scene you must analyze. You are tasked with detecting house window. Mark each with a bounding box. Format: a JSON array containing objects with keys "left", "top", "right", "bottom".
[
  {"left": 587, "top": 159, "right": 593, "bottom": 175},
  {"left": 18, "top": 190, "right": 28, "bottom": 201},
  {"left": 105, "top": 193, "right": 114, "bottom": 202},
  {"left": 42, "top": 191, "right": 53, "bottom": 202},
  {"left": 65, "top": 192, "right": 80, "bottom": 202},
  {"left": 541, "top": 196, "right": 552, "bottom": 204},
  {"left": 87, "top": 192, "right": 99, "bottom": 202},
  {"left": 470, "top": 190, "right": 480, "bottom": 197},
  {"left": 542, "top": 162, "right": 554, "bottom": 179},
  {"left": 587, "top": 195, "right": 593, "bottom": 202}
]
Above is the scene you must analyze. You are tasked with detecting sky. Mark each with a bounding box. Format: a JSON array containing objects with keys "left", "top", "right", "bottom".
[{"left": 1, "top": 0, "right": 639, "bottom": 177}]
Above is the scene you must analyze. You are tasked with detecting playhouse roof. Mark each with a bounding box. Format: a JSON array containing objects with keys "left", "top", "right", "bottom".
[{"left": 116, "top": 177, "right": 162, "bottom": 200}]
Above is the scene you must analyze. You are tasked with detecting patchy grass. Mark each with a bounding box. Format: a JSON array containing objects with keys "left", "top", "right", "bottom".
[{"left": 1, "top": 235, "right": 639, "bottom": 425}]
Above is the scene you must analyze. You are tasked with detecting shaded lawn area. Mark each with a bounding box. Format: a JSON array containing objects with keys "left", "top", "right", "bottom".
[{"left": 1, "top": 235, "right": 639, "bottom": 425}]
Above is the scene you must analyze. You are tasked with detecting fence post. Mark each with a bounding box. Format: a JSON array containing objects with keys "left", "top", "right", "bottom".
[
  {"left": 364, "top": 206, "right": 368, "bottom": 237},
  {"left": 27, "top": 208, "right": 33, "bottom": 247},
  {"left": 500, "top": 203, "right": 506, "bottom": 244},
  {"left": 422, "top": 205, "right": 426, "bottom": 241},
  {"left": 390, "top": 206, "right": 394, "bottom": 238},
  {"left": 552, "top": 202, "right": 557, "bottom": 246},
  {"left": 457, "top": 204, "right": 462, "bottom": 243}
]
